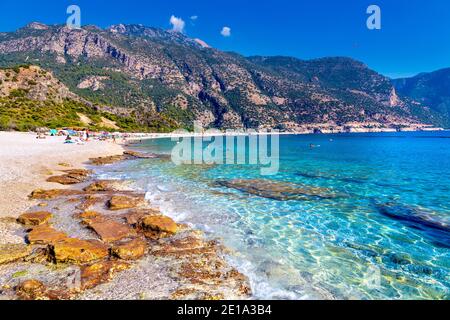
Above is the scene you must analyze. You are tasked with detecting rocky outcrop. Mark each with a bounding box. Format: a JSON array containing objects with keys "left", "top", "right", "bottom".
[
  {"left": 29, "top": 189, "right": 82, "bottom": 200},
  {"left": 46, "top": 169, "right": 91, "bottom": 185},
  {"left": 139, "top": 215, "right": 178, "bottom": 238},
  {"left": 48, "top": 238, "right": 109, "bottom": 264},
  {"left": 83, "top": 181, "right": 114, "bottom": 192},
  {"left": 80, "top": 261, "right": 130, "bottom": 290},
  {"left": 0, "top": 244, "right": 32, "bottom": 265},
  {"left": 111, "top": 239, "right": 148, "bottom": 260},
  {"left": 26, "top": 225, "right": 68, "bottom": 245},
  {"left": 82, "top": 215, "right": 136, "bottom": 243},
  {"left": 17, "top": 211, "right": 52, "bottom": 226},
  {"left": 108, "top": 195, "right": 144, "bottom": 211}
]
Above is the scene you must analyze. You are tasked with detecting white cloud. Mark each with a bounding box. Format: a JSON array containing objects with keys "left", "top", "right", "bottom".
[
  {"left": 190, "top": 15, "right": 198, "bottom": 21},
  {"left": 170, "top": 15, "right": 185, "bottom": 33},
  {"left": 221, "top": 26, "right": 231, "bottom": 37}
]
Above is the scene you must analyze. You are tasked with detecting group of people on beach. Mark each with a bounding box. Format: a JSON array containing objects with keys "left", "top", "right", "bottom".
[{"left": 35, "top": 127, "right": 122, "bottom": 145}]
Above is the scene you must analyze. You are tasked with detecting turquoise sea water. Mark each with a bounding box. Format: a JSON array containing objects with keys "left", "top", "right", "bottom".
[{"left": 97, "top": 132, "right": 450, "bottom": 300}]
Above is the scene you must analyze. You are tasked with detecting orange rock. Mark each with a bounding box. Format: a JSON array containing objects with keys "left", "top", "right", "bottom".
[
  {"left": 77, "top": 211, "right": 101, "bottom": 220},
  {"left": 84, "top": 217, "right": 135, "bottom": 243},
  {"left": 48, "top": 238, "right": 109, "bottom": 264},
  {"left": 0, "top": 244, "right": 32, "bottom": 265},
  {"left": 26, "top": 225, "right": 68, "bottom": 245},
  {"left": 76, "top": 195, "right": 105, "bottom": 211},
  {"left": 123, "top": 209, "right": 160, "bottom": 226},
  {"left": 80, "top": 261, "right": 130, "bottom": 290},
  {"left": 108, "top": 195, "right": 144, "bottom": 211},
  {"left": 83, "top": 181, "right": 113, "bottom": 192},
  {"left": 17, "top": 211, "right": 52, "bottom": 226},
  {"left": 140, "top": 215, "right": 178, "bottom": 234},
  {"left": 46, "top": 175, "right": 83, "bottom": 185},
  {"left": 62, "top": 169, "right": 92, "bottom": 177},
  {"left": 89, "top": 155, "right": 125, "bottom": 166},
  {"left": 16, "top": 279, "right": 45, "bottom": 300},
  {"left": 111, "top": 238, "right": 148, "bottom": 260},
  {"left": 15, "top": 279, "right": 71, "bottom": 300},
  {"left": 29, "top": 189, "right": 82, "bottom": 200}
]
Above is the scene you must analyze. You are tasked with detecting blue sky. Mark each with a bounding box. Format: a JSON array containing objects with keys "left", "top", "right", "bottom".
[{"left": 0, "top": 0, "right": 449, "bottom": 78}]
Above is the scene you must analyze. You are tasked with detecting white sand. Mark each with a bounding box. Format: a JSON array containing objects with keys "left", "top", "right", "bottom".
[{"left": 0, "top": 132, "right": 123, "bottom": 243}]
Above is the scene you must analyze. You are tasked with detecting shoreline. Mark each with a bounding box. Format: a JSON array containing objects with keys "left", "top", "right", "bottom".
[
  {"left": 0, "top": 132, "right": 124, "bottom": 243},
  {"left": 0, "top": 131, "right": 251, "bottom": 300},
  {"left": 125, "top": 127, "right": 447, "bottom": 141}
]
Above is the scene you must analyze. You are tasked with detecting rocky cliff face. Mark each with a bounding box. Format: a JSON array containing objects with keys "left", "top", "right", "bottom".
[
  {"left": 0, "top": 22, "right": 443, "bottom": 131},
  {"left": 393, "top": 69, "right": 450, "bottom": 128}
]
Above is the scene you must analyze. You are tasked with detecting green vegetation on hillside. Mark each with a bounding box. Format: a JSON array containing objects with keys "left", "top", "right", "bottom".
[{"left": 0, "top": 89, "right": 151, "bottom": 132}]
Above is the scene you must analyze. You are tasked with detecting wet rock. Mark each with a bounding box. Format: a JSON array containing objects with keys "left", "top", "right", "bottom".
[
  {"left": 123, "top": 150, "right": 155, "bottom": 159},
  {"left": 15, "top": 279, "right": 46, "bottom": 300},
  {"left": 76, "top": 195, "right": 105, "bottom": 211},
  {"left": 83, "top": 216, "right": 136, "bottom": 243},
  {"left": 108, "top": 195, "right": 144, "bottom": 211},
  {"left": 46, "top": 175, "right": 83, "bottom": 185},
  {"left": 77, "top": 211, "right": 101, "bottom": 220},
  {"left": 62, "top": 169, "right": 92, "bottom": 177},
  {"left": 140, "top": 215, "right": 178, "bottom": 238},
  {"left": 83, "top": 180, "right": 114, "bottom": 192},
  {"left": 111, "top": 238, "right": 148, "bottom": 260},
  {"left": 15, "top": 279, "right": 70, "bottom": 300},
  {"left": 26, "top": 225, "right": 68, "bottom": 245},
  {"left": 17, "top": 211, "right": 52, "bottom": 226},
  {"left": 89, "top": 155, "right": 126, "bottom": 166},
  {"left": 375, "top": 202, "right": 450, "bottom": 248},
  {"left": 216, "top": 179, "right": 341, "bottom": 201},
  {"left": 123, "top": 209, "right": 160, "bottom": 226},
  {"left": 29, "top": 189, "right": 82, "bottom": 200},
  {"left": 80, "top": 261, "right": 130, "bottom": 290},
  {"left": 0, "top": 244, "right": 32, "bottom": 265},
  {"left": 171, "top": 288, "right": 225, "bottom": 300},
  {"left": 46, "top": 169, "right": 92, "bottom": 185},
  {"left": 152, "top": 234, "right": 218, "bottom": 258},
  {"left": 48, "top": 238, "right": 109, "bottom": 264}
]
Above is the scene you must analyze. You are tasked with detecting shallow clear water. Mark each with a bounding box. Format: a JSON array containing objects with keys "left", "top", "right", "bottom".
[{"left": 98, "top": 132, "right": 450, "bottom": 300}]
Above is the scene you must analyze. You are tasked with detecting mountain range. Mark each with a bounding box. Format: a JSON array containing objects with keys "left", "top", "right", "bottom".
[{"left": 0, "top": 22, "right": 448, "bottom": 132}]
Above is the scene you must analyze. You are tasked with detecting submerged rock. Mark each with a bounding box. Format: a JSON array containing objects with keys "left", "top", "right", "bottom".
[
  {"left": 375, "top": 202, "right": 450, "bottom": 248},
  {"left": 123, "top": 150, "right": 156, "bottom": 159},
  {"left": 83, "top": 216, "right": 136, "bottom": 243},
  {"left": 76, "top": 195, "right": 106, "bottom": 211},
  {"left": 111, "top": 238, "right": 148, "bottom": 260},
  {"left": 151, "top": 234, "right": 218, "bottom": 258},
  {"left": 123, "top": 209, "right": 161, "bottom": 226},
  {"left": 29, "top": 189, "right": 82, "bottom": 200},
  {"left": 48, "top": 238, "right": 110, "bottom": 264},
  {"left": 0, "top": 244, "right": 32, "bottom": 265},
  {"left": 215, "top": 179, "right": 341, "bottom": 201},
  {"left": 108, "top": 195, "right": 144, "bottom": 211},
  {"left": 80, "top": 261, "right": 130, "bottom": 290},
  {"left": 26, "top": 225, "right": 68, "bottom": 245},
  {"left": 83, "top": 181, "right": 114, "bottom": 192},
  {"left": 17, "top": 211, "right": 52, "bottom": 226}
]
